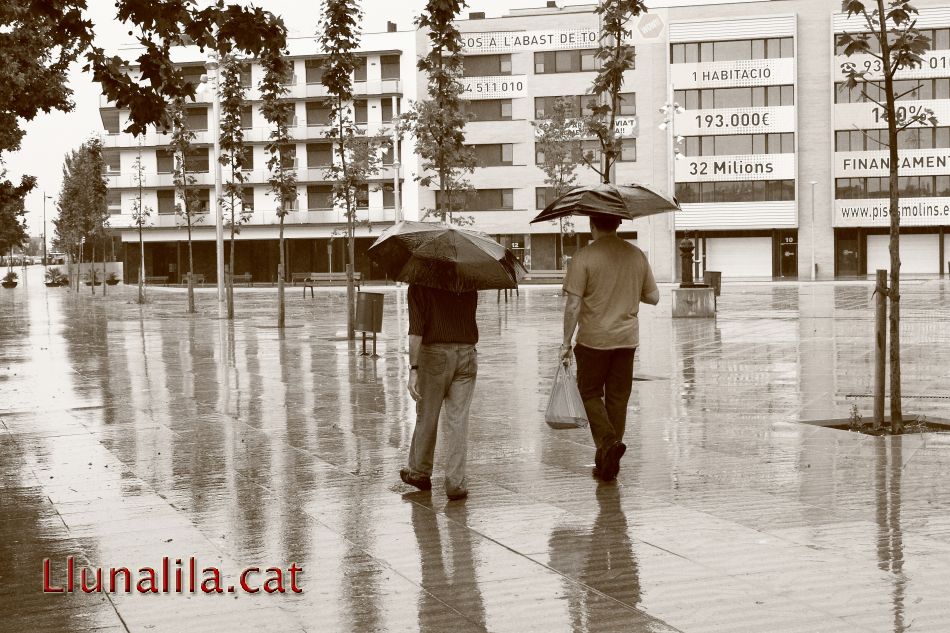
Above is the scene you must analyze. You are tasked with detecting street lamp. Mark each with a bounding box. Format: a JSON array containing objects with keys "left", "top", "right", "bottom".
[
  {"left": 659, "top": 101, "right": 685, "bottom": 283},
  {"left": 809, "top": 180, "right": 818, "bottom": 281},
  {"left": 200, "top": 53, "right": 226, "bottom": 319}
]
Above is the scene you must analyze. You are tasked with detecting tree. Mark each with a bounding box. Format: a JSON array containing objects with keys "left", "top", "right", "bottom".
[
  {"left": 130, "top": 141, "right": 151, "bottom": 304},
  {"left": 533, "top": 97, "right": 585, "bottom": 268},
  {"left": 169, "top": 96, "right": 202, "bottom": 313},
  {"left": 219, "top": 53, "right": 251, "bottom": 320},
  {"left": 53, "top": 138, "right": 107, "bottom": 293},
  {"left": 1, "top": 1, "right": 287, "bottom": 212},
  {"left": 585, "top": 0, "right": 645, "bottom": 184},
  {"left": 0, "top": 172, "right": 32, "bottom": 268},
  {"left": 320, "top": 0, "right": 385, "bottom": 340},
  {"left": 838, "top": 0, "right": 935, "bottom": 433},
  {"left": 398, "top": 0, "right": 476, "bottom": 225},
  {"left": 260, "top": 47, "right": 298, "bottom": 329}
]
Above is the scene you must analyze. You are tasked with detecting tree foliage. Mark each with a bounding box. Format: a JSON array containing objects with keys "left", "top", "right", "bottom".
[
  {"left": 585, "top": 0, "right": 645, "bottom": 184},
  {"left": 0, "top": 172, "right": 33, "bottom": 258},
  {"left": 398, "top": 0, "right": 475, "bottom": 225},
  {"left": 838, "top": 0, "right": 934, "bottom": 432},
  {"left": 219, "top": 53, "right": 250, "bottom": 318},
  {"left": 53, "top": 137, "right": 107, "bottom": 259}
]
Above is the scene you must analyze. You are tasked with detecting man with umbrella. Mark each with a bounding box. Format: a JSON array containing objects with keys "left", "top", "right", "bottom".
[
  {"left": 368, "top": 222, "right": 525, "bottom": 500},
  {"left": 533, "top": 184, "right": 674, "bottom": 482}
]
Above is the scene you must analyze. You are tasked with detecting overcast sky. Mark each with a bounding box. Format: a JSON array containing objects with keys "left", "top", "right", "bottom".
[{"left": 10, "top": 0, "right": 594, "bottom": 240}]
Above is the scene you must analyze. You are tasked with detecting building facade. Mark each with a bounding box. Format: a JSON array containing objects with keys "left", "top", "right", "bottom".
[{"left": 101, "top": 0, "right": 950, "bottom": 282}]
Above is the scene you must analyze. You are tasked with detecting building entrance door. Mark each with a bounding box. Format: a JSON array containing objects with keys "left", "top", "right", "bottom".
[{"left": 779, "top": 236, "right": 797, "bottom": 278}]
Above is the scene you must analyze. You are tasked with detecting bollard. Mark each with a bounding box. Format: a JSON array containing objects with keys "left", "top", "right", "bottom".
[
  {"left": 679, "top": 239, "right": 696, "bottom": 287},
  {"left": 873, "top": 269, "right": 887, "bottom": 429}
]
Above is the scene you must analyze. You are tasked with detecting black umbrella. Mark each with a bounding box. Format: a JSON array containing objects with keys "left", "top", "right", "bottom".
[
  {"left": 531, "top": 183, "right": 679, "bottom": 224},
  {"left": 368, "top": 221, "right": 527, "bottom": 292}
]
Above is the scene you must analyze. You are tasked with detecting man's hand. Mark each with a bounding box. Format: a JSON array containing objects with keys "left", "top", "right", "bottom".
[
  {"left": 559, "top": 343, "right": 573, "bottom": 365},
  {"left": 408, "top": 370, "right": 420, "bottom": 401}
]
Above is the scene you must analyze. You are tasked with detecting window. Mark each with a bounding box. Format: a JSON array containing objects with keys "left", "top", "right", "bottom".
[
  {"left": 194, "top": 189, "right": 211, "bottom": 214},
  {"left": 239, "top": 64, "right": 252, "bottom": 89},
  {"left": 471, "top": 143, "right": 513, "bottom": 166},
  {"left": 186, "top": 107, "right": 208, "bottom": 131},
  {"left": 676, "top": 85, "right": 793, "bottom": 109},
  {"left": 835, "top": 79, "right": 949, "bottom": 104},
  {"left": 381, "top": 54, "right": 400, "bottom": 80},
  {"left": 157, "top": 190, "right": 176, "bottom": 214},
  {"left": 673, "top": 37, "right": 793, "bottom": 62},
  {"left": 103, "top": 151, "right": 121, "bottom": 174},
  {"left": 354, "top": 57, "right": 367, "bottom": 82},
  {"left": 241, "top": 105, "right": 253, "bottom": 129},
  {"left": 464, "top": 99, "right": 513, "bottom": 121},
  {"left": 468, "top": 189, "right": 514, "bottom": 211},
  {"left": 281, "top": 65, "right": 297, "bottom": 86},
  {"left": 676, "top": 179, "right": 795, "bottom": 203},
  {"left": 241, "top": 188, "right": 255, "bottom": 212},
  {"left": 306, "top": 101, "right": 332, "bottom": 126},
  {"left": 354, "top": 100, "right": 368, "bottom": 125},
  {"left": 834, "top": 127, "right": 950, "bottom": 151},
  {"left": 534, "top": 49, "right": 602, "bottom": 74},
  {"left": 186, "top": 149, "right": 209, "bottom": 173},
  {"left": 618, "top": 92, "right": 636, "bottom": 116},
  {"left": 305, "top": 58, "right": 325, "bottom": 84},
  {"left": 356, "top": 184, "right": 369, "bottom": 209},
  {"left": 156, "top": 150, "right": 174, "bottom": 174},
  {"left": 107, "top": 191, "right": 121, "bottom": 214},
  {"left": 381, "top": 98, "right": 398, "bottom": 122},
  {"left": 279, "top": 145, "right": 296, "bottom": 170},
  {"left": 536, "top": 186, "right": 556, "bottom": 209},
  {"left": 835, "top": 175, "right": 950, "bottom": 199},
  {"left": 683, "top": 133, "right": 794, "bottom": 156},
  {"left": 619, "top": 138, "right": 637, "bottom": 162},
  {"left": 240, "top": 147, "right": 254, "bottom": 171},
  {"left": 382, "top": 182, "right": 398, "bottom": 208},
  {"left": 534, "top": 95, "right": 590, "bottom": 119},
  {"left": 380, "top": 143, "right": 395, "bottom": 165},
  {"left": 463, "top": 54, "right": 512, "bottom": 77},
  {"left": 307, "top": 143, "right": 333, "bottom": 168},
  {"left": 180, "top": 65, "right": 204, "bottom": 87},
  {"left": 307, "top": 184, "right": 333, "bottom": 210}
]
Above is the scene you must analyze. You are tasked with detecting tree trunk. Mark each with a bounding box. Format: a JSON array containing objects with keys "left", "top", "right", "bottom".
[
  {"left": 138, "top": 224, "right": 146, "bottom": 304},
  {"left": 347, "top": 221, "right": 356, "bottom": 340},
  {"left": 278, "top": 213, "right": 285, "bottom": 329},
  {"left": 90, "top": 245, "right": 96, "bottom": 295},
  {"left": 228, "top": 231, "right": 235, "bottom": 320},
  {"left": 101, "top": 236, "right": 107, "bottom": 297},
  {"left": 878, "top": 0, "right": 903, "bottom": 433},
  {"left": 186, "top": 215, "right": 195, "bottom": 314}
]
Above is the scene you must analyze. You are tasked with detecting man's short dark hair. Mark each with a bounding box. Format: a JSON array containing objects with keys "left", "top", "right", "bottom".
[{"left": 590, "top": 215, "right": 622, "bottom": 233}]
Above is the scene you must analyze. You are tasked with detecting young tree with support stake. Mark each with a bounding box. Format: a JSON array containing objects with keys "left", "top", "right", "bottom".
[
  {"left": 398, "top": 0, "right": 476, "bottom": 225},
  {"left": 260, "top": 47, "right": 298, "bottom": 330},
  {"left": 533, "top": 97, "right": 585, "bottom": 268},
  {"left": 131, "top": 141, "right": 151, "bottom": 304},
  {"left": 584, "top": 0, "right": 645, "bottom": 185},
  {"left": 320, "top": 0, "right": 386, "bottom": 340},
  {"left": 169, "top": 96, "right": 202, "bottom": 313},
  {"left": 218, "top": 54, "right": 251, "bottom": 320},
  {"left": 838, "top": 0, "right": 936, "bottom": 434}
]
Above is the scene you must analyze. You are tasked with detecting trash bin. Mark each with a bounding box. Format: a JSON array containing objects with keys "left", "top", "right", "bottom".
[
  {"left": 355, "top": 292, "right": 384, "bottom": 333},
  {"left": 703, "top": 271, "right": 722, "bottom": 297}
]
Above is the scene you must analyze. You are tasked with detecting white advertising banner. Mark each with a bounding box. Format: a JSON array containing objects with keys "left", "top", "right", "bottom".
[
  {"left": 532, "top": 115, "right": 639, "bottom": 138},
  {"left": 835, "top": 197, "right": 950, "bottom": 227},
  {"left": 836, "top": 149, "right": 950, "bottom": 176},
  {"left": 461, "top": 75, "right": 527, "bottom": 100},
  {"left": 677, "top": 106, "right": 794, "bottom": 135},
  {"left": 675, "top": 153, "right": 795, "bottom": 182},
  {"left": 461, "top": 29, "right": 598, "bottom": 54},
  {"left": 835, "top": 100, "right": 950, "bottom": 129},
  {"left": 835, "top": 51, "right": 950, "bottom": 81},
  {"left": 672, "top": 58, "right": 794, "bottom": 89}
]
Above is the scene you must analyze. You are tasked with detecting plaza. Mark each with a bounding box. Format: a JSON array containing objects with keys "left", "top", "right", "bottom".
[{"left": 2, "top": 269, "right": 950, "bottom": 632}]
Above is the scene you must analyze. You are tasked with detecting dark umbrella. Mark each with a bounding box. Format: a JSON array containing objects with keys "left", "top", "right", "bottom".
[
  {"left": 368, "top": 221, "right": 527, "bottom": 292},
  {"left": 530, "top": 183, "right": 679, "bottom": 224}
]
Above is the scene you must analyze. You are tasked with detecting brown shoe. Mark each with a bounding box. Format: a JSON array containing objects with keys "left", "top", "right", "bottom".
[{"left": 400, "top": 468, "right": 432, "bottom": 491}]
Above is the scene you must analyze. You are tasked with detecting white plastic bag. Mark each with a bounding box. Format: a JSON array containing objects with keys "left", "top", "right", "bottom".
[{"left": 545, "top": 363, "right": 589, "bottom": 429}]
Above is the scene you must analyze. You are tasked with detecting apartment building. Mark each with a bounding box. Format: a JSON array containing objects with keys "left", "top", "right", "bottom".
[
  {"left": 102, "top": 1, "right": 950, "bottom": 283},
  {"left": 103, "top": 26, "right": 418, "bottom": 284}
]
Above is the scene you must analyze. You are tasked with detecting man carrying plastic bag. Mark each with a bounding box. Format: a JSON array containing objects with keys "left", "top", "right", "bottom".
[{"left": 559, "top": 215, "right": 659, "bottom": 481}]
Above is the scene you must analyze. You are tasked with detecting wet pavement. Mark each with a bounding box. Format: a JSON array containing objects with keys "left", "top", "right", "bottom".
[{"left": 2, "top": 265, "right": 950, "bottom": 633}]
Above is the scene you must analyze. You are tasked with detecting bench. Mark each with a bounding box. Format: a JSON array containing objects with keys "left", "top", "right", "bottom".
[
  {"left": 291, "top": 272, "right": 312, "bottom": 286},
  {"left": 524, "top": 270, "right": 565, "bottom": 283},
  {"left": 303, "top": 272, "right": 362, "bottom": 297},
  {"left": 230, "top": 272, "right": 252, "bottom": 287},
  {"left": 144, "top": 276, "right": 169, "bottom": 286},
  {"left": 180, "top": 273, "right": 205, "bottom": 286}
]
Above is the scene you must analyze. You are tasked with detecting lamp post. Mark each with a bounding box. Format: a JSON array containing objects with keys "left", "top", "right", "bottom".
[
  {"left": 809, "top": 180, "right": 818, "bottom": 281},
  {"left": 391, "top": 95, "right": 402, "bottom": 222},
  {"left": 659, "top": 101, "right": 685, "bottom": 283},
  {"left": 202, "top": 53, "right": 226, "bottom": 319}
]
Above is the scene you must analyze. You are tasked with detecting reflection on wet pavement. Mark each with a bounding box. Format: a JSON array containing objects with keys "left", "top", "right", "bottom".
[{"left": 3, "top": 267, "right": 950, "bottom": 632}]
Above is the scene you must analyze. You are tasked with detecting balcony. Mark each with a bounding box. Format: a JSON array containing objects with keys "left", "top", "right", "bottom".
[
  {"left": 105, "top": 172, "right": 213, "bottom": 189},
  {"left": 354, "top": 79, "right": 401, "bottom": 96}
]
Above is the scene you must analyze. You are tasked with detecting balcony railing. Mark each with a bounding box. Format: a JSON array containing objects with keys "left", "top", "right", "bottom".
[{"left": 107, "top": 207, "right": 397, "bottom": 228}]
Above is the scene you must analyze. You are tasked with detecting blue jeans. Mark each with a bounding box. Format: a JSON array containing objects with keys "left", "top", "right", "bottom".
[{"left": 407, "top": 343, "right": 478, "bottom": 493}]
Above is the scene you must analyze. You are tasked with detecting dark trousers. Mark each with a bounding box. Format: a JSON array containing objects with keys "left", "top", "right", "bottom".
[{"left": 574, "top": 344, "right": 636, "bottom": 460}]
